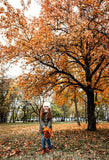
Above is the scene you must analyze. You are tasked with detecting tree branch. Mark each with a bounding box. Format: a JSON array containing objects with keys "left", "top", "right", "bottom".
[
  {"left": 33, "top": 55, "right": 86, "bottom": 91},
  {"left": 65, "top": 51, "right": 86, "bottom": 70},
  {"left": 94, "top": 68, "right": 103, "bottom": 87},
  {"left": 91, "top": 55, "right": 105, "bottom": 78}
]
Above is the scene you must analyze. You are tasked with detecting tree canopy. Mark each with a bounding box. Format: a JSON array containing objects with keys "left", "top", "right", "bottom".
[{"left": 0, "top": 0, "right": 109, "bottom": 130}]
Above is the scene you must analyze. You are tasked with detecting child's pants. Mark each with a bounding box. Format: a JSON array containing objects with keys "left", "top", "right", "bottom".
[{"left": 41, "top": 133, "right": 52, "bottom": 149}]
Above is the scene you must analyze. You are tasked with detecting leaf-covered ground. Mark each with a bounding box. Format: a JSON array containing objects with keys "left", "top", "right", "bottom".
[{"left": 0, "top": 122, "right": 109, "bottom": 160}]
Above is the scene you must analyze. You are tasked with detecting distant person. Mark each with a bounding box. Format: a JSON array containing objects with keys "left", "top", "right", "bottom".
[{"left": 39, "top": 102, "right": 53, "bottom": 154}]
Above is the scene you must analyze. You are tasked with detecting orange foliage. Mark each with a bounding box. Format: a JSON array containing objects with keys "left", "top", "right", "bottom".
[
  {"left": 0, "top": 0, "right": 108, "bottom": 96},
  {"left": 0, "top": 0, "right": 109, "bottom": 130},
  {"left": 43, "top": 126, "right": 53, "bottom": 139}
]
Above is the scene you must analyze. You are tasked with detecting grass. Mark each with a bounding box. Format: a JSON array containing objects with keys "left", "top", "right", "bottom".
[{"left": 0, "top": 122, "right": 109, "bottom": 160}]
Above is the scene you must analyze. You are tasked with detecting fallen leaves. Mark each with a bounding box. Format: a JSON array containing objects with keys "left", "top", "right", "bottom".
[{"left": 0, "top": 123, "right": 109, "bottom": 159}]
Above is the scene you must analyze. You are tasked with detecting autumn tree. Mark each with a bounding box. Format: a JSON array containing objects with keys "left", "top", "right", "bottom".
[
  {"left": 32, "top": 0, "right": 109, "bottom": 131},
  {"left": 0, "top": 0, "right": 109, "bottom": 130}
]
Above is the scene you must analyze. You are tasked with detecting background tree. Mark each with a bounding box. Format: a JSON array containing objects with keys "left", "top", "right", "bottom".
[
  {"left": 0, "top": 77, "right": 12, "bottom": 123},
  {"left": 51, "top": 103, "right": 63, "bottom": 118},
  {"left": 61, "top": 104, "right": 72, "bottom": 121},
  {"left": 9, "top": 98, "right": 20, "bottom": 123},
  {"left": 5, "top": 83, "right": 20, "bottom": 123},
  {"left": 53, "top": 86, "right": 81, "bottom": 125},
  {"left": 5, "top": 81, "right": 44, "bottom": 122},
  {"left": 95, "top": 88, "right": 109, "bottom": 121}
]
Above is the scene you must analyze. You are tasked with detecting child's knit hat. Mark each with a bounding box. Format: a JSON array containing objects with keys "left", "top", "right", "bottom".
[{"left": 43, "top": 102, "right": 50, "bottom": 108}]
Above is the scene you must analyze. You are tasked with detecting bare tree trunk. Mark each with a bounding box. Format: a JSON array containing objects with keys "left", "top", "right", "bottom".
[
  {"left": 10, "top": 108, "right": 15, "bottom": 123},
  {"left": 9, "top": 109, "right": 15, "bottom": 123},
  {"left": 26, "top": 107, "right": 28, "bottom": 123},
  {"left": 74, "top": 91, "right": 81, "bottom": 126},
  {"left": 14, "top": 107, "right": 20, "bottom": 122},
  {"left": 22, "top": 106, "right": 27, "bottom": 123},
  {"left": 9, "top": 111, "right": 13, "bottom": 123}
]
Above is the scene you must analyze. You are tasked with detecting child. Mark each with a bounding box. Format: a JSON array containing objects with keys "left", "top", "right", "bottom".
[{"left": 39, "top": 102, "right": 52, "bottom": 154}]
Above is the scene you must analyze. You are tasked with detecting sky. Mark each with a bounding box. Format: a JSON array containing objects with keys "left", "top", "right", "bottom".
[
  {"left": 6, "top": 61, "right": 23, "bottom": 78},
  {"left": 8, "top": 0, "right": 41, "bottom": 18},
  {"left": 5, "top": 0, "right": 41, "bottom": 78}
]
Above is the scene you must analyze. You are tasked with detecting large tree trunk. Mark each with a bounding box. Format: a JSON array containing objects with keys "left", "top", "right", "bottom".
[
  {"left": 84, "top": 96, "right": 88, "bottom": 123},
  {"left": 87, "top": 90, "right": 96, "bottom": 131}
]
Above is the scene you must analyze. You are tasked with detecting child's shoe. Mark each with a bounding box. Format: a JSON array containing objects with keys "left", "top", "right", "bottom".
[
  {"left": 42, "top": 148, "right": 45, "bottom": 154},
  {"left": 49, "top": 148, "right": 53, "bottom": 154}
]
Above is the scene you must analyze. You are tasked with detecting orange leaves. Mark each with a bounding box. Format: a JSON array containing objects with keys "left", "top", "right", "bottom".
[
  {"left": 99, "top": 87, "right": 109, "bottom": 104},
  {"left": 53, "top": 92, "right": 68, "bottom": 107},
  {"left": 43, "top": 126, "right": 53, "bottom": 139},
  {"left": 21, "top": 0, "right": 25, "bottom": 7},
  {"left": 0, "top": 0, "right": 108, "bottom": 116},
  {"left": 28, "top": 141, "right": 33, "bottom": 145},
  {"left": 0, "top": 7, "right": 4, "bottom": 13},
  {"left": 9, "top": 149, "right": 21, "bottom": 157}
]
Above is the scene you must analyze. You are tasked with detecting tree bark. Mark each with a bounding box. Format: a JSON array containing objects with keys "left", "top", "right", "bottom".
[
  {"left": 87, "top": 90, "right": 96, "bottom": 131},
  {"left": 84, "top": 96, "right": 88, "bottom": 123},
  {"left": 14, "top": 107, "right": 20, "bottom": 122},
  {"left": 74, "top": 91, "right": 81, "bottom": 126},
  {"left": 12, "top": 109, "right": 15, "bottom": 123},
  {"left": 0, "top": 114, "right": 7, "bottom": 123}
]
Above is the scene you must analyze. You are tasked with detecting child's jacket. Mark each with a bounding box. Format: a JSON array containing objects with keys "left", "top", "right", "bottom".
[{"left": 39, "top": 112, "right": 52, "bottom": 133}]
